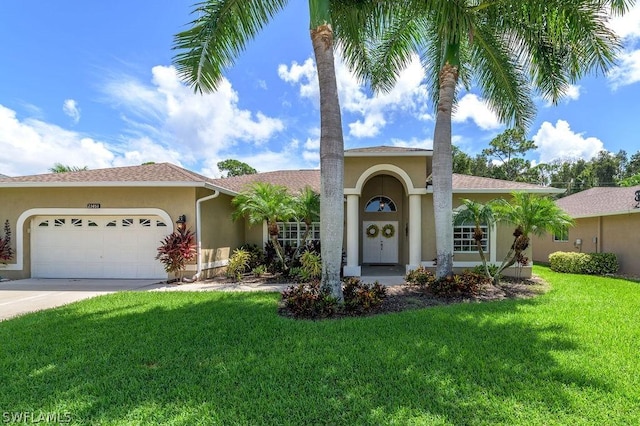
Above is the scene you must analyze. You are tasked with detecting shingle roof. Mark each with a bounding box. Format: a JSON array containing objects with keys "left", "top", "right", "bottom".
[
  {"left": 345, "top": 145, "right": 431, "bottom": 156},
  {"left": 452, "top": 174, "right": 562, "bottom": 193},
  {"left": 555, "top": 185, "right": 640, "bottom": 217},
  {"left": 0, "top": 162, "right": 561, "bottom": 196},
  {"left": 0, "top": 163, "right": 212, "bottom": 185},
  {"left": 211, "top": 170, "right": 321, "bottom": 194}
]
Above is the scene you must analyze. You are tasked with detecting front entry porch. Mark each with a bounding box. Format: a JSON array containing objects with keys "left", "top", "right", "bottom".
[
  {"left": 343, "top": 163, "right": 428, "bottom": 277},
  {"left": 359, "top": 264, "right": 406, "bottom": 286}
]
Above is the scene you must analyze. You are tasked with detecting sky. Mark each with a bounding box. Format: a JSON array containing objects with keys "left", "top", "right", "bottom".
[{"left": 1, "top": 1, "right": 640, "bottom": 178}]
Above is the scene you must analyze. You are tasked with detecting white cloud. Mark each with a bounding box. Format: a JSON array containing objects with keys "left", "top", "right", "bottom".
[
  {"left": 609, "top": 3, "right": 640, "bottom": 41},
  {"left": 278, "top": 53, "right": 430, "bottom": 139},
  {"left": 608, "top": 49, "right": 640, "bottom": 89},
  {"left": 201, "top": 138, "right": 316, "bottom": 177},
  {"left": 102, "top": 65, "right": 286, "bottom": 159},
  {"left": 607, "top": 3, "right": 640, "bottom": 89},
  {"left": 62, "top": 99, "right": 81, "bottom": 124},
  {"left": 532, "top": 120, "right": 604, "bottom": 163},
  {"left": 0, "top": 105, "right": 114, "bottom": 176},
  {"left": 453, "top": 93, "right": 502, "bottom": 130},
  {"left": 390, "top": 136, "right": 433, "bottom": 150}
]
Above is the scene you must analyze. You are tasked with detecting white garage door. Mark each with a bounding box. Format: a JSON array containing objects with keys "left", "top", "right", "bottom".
[{"left": 31, "top": 216, "right": 170, "bottom": 279}]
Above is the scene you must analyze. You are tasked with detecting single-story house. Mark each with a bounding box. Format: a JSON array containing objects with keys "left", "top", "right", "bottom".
[
  {"left": 533, "top": 185, "right": 640, "bottom": 276},
  {"left": 0, "top": 146, "right": 562, "bottom": 281}
]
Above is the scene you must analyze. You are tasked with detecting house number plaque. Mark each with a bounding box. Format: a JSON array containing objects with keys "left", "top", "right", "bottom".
[{"left": 87, "top": 203, "right": 101, "bottom": 209}]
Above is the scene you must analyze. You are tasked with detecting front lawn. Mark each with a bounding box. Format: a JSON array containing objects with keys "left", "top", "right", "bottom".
[{"left": 1, "top": 266, "right": 638, "bottom": 425}]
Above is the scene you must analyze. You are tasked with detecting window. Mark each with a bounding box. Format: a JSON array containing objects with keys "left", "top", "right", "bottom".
[
  {"left": 453, "top": 223, "right": 489, "bottom": 253},
  {"left": 364, "top": 196, "right": 397, "bottom": 212},
  {"left": 276, "top": 221, "right": 320, "bottom": 248},
  {"left": 54, "top": 219, "right": 65, "bottom": 227},
  {"left": 553, "top": 227, "right": 569, "bottom": 242},
  {"left": 122, "top": 218, "right": 133, "bottom": 227},
  {"left": 139, "top": 218, "right": 151, "bottom": 227},
  {"left": 71, "top": 218, "right": 82, "bottom": 227}
]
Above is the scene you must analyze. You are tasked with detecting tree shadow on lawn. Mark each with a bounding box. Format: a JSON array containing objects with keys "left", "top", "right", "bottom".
[{"left": 0, "top": 291, "right": 615, "bottom": 425}]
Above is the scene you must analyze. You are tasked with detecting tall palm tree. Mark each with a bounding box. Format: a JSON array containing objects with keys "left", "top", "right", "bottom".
[
  {"left": 351, "top": 0, "right": 631, "bottom": 278},
  {"left": 173, "top": 0, "right": 389, "bottom": 300},
  {"left": 231, "top": 182, "right": 297, "bottom": 268},
  {"left": 492, "top": 192, "right": 574, "bottom": 282},
  {"left": 453, "top": 198, "right": 495, "bottom": 279}
]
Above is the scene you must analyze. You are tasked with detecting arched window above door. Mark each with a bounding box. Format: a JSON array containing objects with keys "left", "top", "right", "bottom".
[{"left": 365, "top": 196, "right": 397, "bottom": 212}]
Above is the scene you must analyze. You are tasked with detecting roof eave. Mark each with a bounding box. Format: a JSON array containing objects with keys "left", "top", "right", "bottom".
[{"left": 344, "top": 151, "right": 432, "bottom": 157}]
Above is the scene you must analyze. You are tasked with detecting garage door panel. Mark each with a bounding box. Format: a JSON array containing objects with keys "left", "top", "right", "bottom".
[{"left": 32, "top": 215, "right": 168, "bottom": 279}]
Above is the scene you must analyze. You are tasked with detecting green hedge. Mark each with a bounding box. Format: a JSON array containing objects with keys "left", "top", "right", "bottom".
[{"left": 549, "top": 251, "right": 619, "bottom": 275}]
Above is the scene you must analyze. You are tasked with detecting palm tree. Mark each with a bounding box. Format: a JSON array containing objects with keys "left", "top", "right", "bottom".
[
  {"left": 492, "top": 192, "right": 574, "bottom": 282},
  {"left": 231, "top": 182, "right": 297, "bottom": 269},
  {"left": 353, "top": 0, "right": 631, "bottom": 278},
  {"left": 453, "top": 198, "right": 495, "bottom": 279},
  {"left": 292, "top": 186, "right": 320, "bottom": 259},
  {"left": 173, "top": 0, "right": 390, "bottom": 300},
  {"left": 49, "top": 163, "right": 88, "bottom": 173}
]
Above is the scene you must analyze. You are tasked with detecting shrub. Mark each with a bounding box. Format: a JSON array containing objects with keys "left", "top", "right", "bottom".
[
  {"left": 405, "top": 266, "right": 436, "bottom": 286},
  {"left": 549, "top": 251, "right": 618, "bottom": 275},
  {"left": 227, "top": 248, "right": 251, "bottom": 281},
  {"left": 239, "top": 243, "right": 265, "bottom": 270},
  {"left": 252, "top": 264, "right": 267, "bottom": 277},
  {"left": 430, "top": 271, "right": 487, "bottom": 297},
  {"left": 342, "top": 278, "right": 387, "bottom": 314},
  {"left": 300, "top": 251, "right": 322, "bottom": 281},
  {"left": 0, "top": 219, "right": 13, "bottom": 264},
  {"left": 281, "top": 282, "right": 338, "bottom": 319},
  {"left": 156, "top": 228, "right": 197, "bottom": 275},
  {"left": 471, "top": 263, "right": 501, "bottom": 279}
]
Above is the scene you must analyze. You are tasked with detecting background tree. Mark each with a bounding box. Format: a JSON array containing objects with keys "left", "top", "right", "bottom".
[
  {"left": 217, "top": 159, "right": 257, "bottom": 178},
  {"left": 361, "top": 0, "right": 629, "bottom": 278},
  {"left": 482, "top": 128, "right": 537, "bottom": 182},
  {"left": 49, "top": 163, "right": 88, "bottom": 173}
]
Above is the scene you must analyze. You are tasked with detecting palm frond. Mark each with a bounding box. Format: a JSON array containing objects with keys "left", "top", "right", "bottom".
[{"left": 173, "top": 0, "right": 289, "bottom": 92}]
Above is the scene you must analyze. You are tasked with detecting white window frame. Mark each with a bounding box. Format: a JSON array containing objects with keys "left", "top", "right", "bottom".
[
  {"left": 553, "top": 227, "right": 569, "bottom": 242},
  {"left": 276, "top": 221, "right": 321, "bottom": 248},
  {"left": 453, "top": 223, "right": 489, "bottom": 253}
]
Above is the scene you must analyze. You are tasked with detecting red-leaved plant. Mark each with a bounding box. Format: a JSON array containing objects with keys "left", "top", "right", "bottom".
[
  {"left": 0, "top": 219, "right": 14, "bottom": 264},
  {"left": 156, "top": 228, "right": 196, "bottom": 278}
]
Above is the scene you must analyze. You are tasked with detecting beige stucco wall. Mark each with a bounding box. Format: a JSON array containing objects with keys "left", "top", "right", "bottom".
[
  {"left": 533, "top": 213, "right": 640, "bottom": 276},
  {"left": 344, "top": 156, "right": 429, "bottom": 190},
  {"left": 196, "top": 189, "right": 245, "bottom": 278},
  {"left": 0, "top": 186, "right": 210, "bottom": 280}
]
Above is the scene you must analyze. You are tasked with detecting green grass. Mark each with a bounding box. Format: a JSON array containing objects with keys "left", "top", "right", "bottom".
[{"left": 1, "top": 266, "right": 639, "bottom": 425}]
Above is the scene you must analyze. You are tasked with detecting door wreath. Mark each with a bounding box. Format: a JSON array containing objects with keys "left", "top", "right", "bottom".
[
  {"left": 382, "top": 223, "right": 395, "bottom": 238},
  {"left": 366, "top": 224, "right": 379, "bottom": 238}
]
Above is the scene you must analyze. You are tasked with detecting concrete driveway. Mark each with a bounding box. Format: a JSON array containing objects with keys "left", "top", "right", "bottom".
[{"left": 0, "top": 278, "right": 165, "bottom": 321}]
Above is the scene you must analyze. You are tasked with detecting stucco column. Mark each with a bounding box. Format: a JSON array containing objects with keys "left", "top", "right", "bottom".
[
  {"left": 407, "top": 194, "right": 422, "bottom": 273},
  {"left": 343, "top": 194, "right": 361, "bottom": 276}
]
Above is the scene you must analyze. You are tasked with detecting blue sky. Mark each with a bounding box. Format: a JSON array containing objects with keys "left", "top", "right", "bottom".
[{"left": 1, "top": 1, "right": 639, "bottom": 177}]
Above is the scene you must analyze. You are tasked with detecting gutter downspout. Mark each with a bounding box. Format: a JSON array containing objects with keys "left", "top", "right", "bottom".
[{"left": 194, "top": 190, "right": 220, "bottom": 280}]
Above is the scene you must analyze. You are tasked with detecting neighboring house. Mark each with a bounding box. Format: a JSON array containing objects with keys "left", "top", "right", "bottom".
[
  {"left": 0, "top": 146, "right": 561, "bottom": 281},
  {"left": 533, "top": 185, "right": 640, "bottom": 276}
]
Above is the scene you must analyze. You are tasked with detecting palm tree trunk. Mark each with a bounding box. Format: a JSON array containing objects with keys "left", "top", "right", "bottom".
[
  {"left": 310, "top": 1, "right": 344, "bottom": 301},
  {"left": 433, "top": 62, "right": 458, "bottom": 279}
]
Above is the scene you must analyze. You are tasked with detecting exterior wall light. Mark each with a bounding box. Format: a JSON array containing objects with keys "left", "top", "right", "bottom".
[{"left": 176, "top": 214, "right": 186, "bottom": 231}]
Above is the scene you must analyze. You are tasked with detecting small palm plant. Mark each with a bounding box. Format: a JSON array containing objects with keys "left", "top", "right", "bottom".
[
  {"left": 492, "top": 192, "right": 574, "bottom": 283},
  {"left": 453, "top": 199, "right": 496, "bottom": 279},
  {"left": 156, "top": 228, "right": 197, "bottom": 281},
  {"left": 292, "top": 186, "right": 320, "bottom": 259},
  {"left": 232, "top": 182, "right": 296, "bottom": 270}
]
